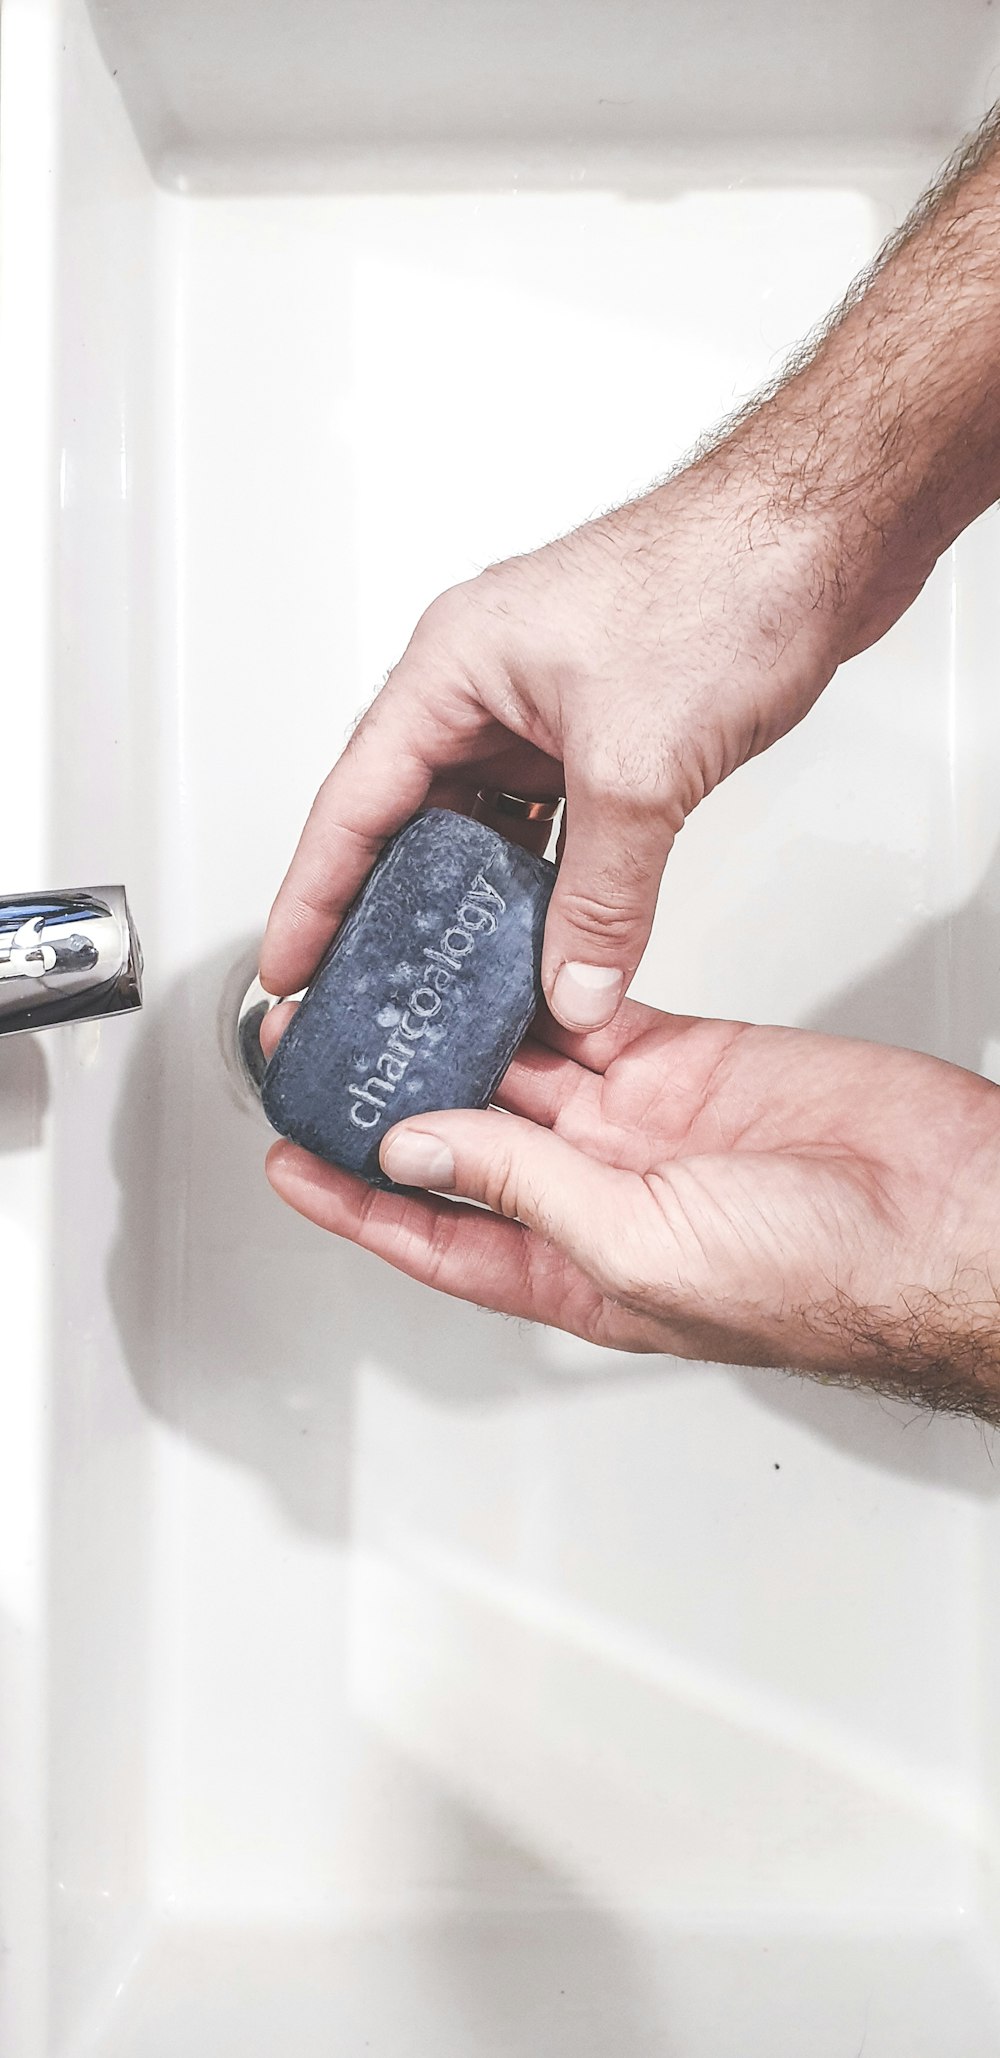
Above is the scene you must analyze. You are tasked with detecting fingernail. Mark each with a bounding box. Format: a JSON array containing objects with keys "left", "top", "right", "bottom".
[
  {"left": 551, "top": 962, "right": 623, "bottom": 1030},
  {"left": 381, "top": 1130, "right": 456, "bottom": 1190}
]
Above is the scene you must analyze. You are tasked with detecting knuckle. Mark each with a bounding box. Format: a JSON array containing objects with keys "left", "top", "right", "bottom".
[
  {"left": 554, "top": 887, "right": 644, "bottom": 951},
  {"left": 578, "top": 743, "right": 691, "bottom": 832},
  {"left": 582, "top": 734, "right": 667, "bottom": 799},
  {"left": 282, "top": 877, "right": 335, "bottom": 930},
  {"left": 411, "top": 581, "right": 478, "bottom": 655},
  {"left": 421, "top": 1213, "right": 462, "bottom": 1292},
  {"left": 481, "top": 1146, "right": 523, "bottom": 1222},
  {"left": 578, "top": 757, "right": 649, "bottom": 811}
]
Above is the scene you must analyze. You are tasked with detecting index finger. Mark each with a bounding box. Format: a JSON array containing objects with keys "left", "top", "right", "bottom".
[
  {"left": 265, "top": 1138, "right": 595, "bottom": 1333},
  {"left": 260, "top": 697, "right": 432, "bottom": 995}
]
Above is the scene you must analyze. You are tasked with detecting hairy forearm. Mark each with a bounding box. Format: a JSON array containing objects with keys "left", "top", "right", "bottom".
[
  {"left": 798, "top": 1274, "right": 1000, "bottom": 1426},
  {"left": 688, "top": 109, "right": 1000, "bottom": 650}
]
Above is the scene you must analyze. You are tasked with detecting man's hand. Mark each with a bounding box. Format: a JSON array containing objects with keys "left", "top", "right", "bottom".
[
  {"left": 266, "top": 1003, "right": 1000, "bottom": 1419},
  {"left": 260, "top": 477, "right": 849, "bottom": 1030},
  {"left": 261, "top": 108, "right": 1000, "bottom": 1031}
]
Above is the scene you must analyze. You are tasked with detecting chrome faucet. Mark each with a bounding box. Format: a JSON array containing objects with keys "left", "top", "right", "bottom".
[{"left": 0, "top": 886, "right": 143, "bottom": 1036}]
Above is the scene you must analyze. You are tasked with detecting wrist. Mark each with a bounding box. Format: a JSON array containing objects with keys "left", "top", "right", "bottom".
[
  {"left": 727, "top": 246, "right": 1000, "bottom": 655},
  {"left": 709, "top": 372, "right": 952, "bottom": 661}
]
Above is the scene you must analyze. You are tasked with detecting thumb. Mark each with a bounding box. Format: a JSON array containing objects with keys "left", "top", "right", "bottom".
[
  {"left": 380, "top": 1107, "right": 641, "bottom": 1281},
  {"left": 543, "top": 769, "right": 680, "bottom": 1032}
]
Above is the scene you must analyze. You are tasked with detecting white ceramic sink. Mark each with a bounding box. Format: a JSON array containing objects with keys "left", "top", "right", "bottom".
[{"left": 4, "top": 0, "right": 1000, "bottom": 2050}]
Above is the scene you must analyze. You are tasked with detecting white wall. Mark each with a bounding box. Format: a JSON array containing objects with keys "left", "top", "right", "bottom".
[{"left": 85, "top": 0, "right": 1000, "bottom": 188}]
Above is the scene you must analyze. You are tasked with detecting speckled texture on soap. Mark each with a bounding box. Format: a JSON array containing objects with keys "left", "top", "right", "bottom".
[{"left": 261, "top": 809, "right": 555, "bottom": 1189}]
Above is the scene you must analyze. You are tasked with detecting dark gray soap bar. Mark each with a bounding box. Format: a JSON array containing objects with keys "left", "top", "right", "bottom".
[{"left": 262, "top": 808, "right": 555, "bottom": 1188}]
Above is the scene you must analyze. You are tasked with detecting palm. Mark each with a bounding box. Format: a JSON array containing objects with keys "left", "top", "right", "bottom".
[
  {"left": 498, "top": 1003, "right": 996, "bottom": 1358},
  {"left": 530, "top": 1006, "right": 953, "bottom": 1164},
  {"left": 268, "top": 997, "right": 1000, "bottom": 1369}
]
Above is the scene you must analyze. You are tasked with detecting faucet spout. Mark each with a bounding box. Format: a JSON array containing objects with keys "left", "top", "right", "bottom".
[{"left": 0, "top": 886, "right": 143, "bottom": 1036}]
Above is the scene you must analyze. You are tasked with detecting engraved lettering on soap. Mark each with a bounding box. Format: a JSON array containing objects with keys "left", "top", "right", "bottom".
[{"left": 348, "top": 870, "right": 507, "bottom": 1129}]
